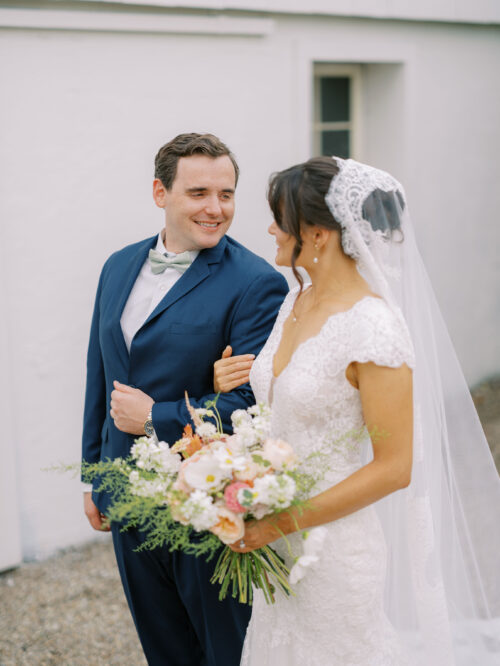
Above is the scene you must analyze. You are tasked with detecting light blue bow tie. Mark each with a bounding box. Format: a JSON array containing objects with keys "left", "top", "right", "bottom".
[{"left": 148, "top": 249, "right": 192, "bottom": 275}]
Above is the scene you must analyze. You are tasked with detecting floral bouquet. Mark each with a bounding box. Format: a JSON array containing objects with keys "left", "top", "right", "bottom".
[{"left": 81, "top": 395, "right": 321, "bottom": 605}]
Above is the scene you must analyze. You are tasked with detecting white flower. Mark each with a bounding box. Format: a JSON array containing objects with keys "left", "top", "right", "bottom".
[
  {"left": 129, "top": 473, "right": 169, "bottom": 499},
  {"left": 130, "top": 437, "right": 182, "bottom": 477},
  {"left": 230, "top": 404, "right": 271, "bottom": 447},
  {"left": 233, "top": 424, "right": 258, "bottom": 449},
  {"left": 196, "top": 421, "right": 217, "bottom": 439},
  {"left": 262, "top": 439, "right": 298, "bottom": 471},
  {"left": 231, "top": 409, "right": 252, "bottom": 429},
  {"left": 233, "top": 458, "right": 269, "bottom": 482},
  {"left": 130, "top": 437, "right": 156, "bottom": 465},
  {"left": 248, "top": 402, "right": 271, "bottom": 421},
  {"left": 194, "top": 408, "right": 215, "bottom": 418},
  {"left": 251, "top": 415, "right": 271, "bottom": 439},
  {"left": 251, "top": 504, "right": 272, "bottom": 520},
  {"left": 234, "top": 488, "right": 272, "bottom": 521},
  {"left": 223, "top": 434, "right": 247, "bottom": 456},
  {"left": 247, "top": 403, "right": 268, "bottom": 417},
  {"left": 181, "top": 490, "right": 219, "bottom": 531},
  {"left": 289, "top": 527, "right": 327, "bottom": 584},
  {"left": 154, "top": 443, "right": 182, "bottom": 476},
  {"left": 182, "top": 452, "right": 232, "bottom": 492},
  {"left": 212, "top": 443, "right": 247, "bottom": 472},
  {"left": 250, "top": 474, "right": 296, "bottom": 510}
]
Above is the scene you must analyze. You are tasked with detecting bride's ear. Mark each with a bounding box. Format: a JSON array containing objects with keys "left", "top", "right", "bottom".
[{"left": 303, "top": 225, "right": 331, "bottom": 251}]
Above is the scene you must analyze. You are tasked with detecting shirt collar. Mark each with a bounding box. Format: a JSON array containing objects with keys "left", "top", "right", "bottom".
[{"left": 157, "top": 231, "right": 199, "bottom": 262}]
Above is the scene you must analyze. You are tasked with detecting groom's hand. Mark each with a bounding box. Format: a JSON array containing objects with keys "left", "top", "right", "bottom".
[
  {"left": 84, "top": 492, "right": 111, "bottom": 531},
  {"left": 110, "top": 381, "right": 154, "bottom": 435}
]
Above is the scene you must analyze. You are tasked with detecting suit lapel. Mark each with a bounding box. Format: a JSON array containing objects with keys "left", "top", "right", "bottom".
[
  {"left": 110, "top": 236, "right": 157, "bottom": 363},
  {"left": 142, "top": 236, "right": 227, "bottom": 328}
]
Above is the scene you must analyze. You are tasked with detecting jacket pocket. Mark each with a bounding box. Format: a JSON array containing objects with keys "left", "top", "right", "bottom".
[{"left": 168, "top": 322, "right": 217, "bottom": 335}]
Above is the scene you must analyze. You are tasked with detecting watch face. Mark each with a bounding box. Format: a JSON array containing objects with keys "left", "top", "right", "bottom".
[{"left": 144, "top": 421, "right": 155, "bottom": 437}]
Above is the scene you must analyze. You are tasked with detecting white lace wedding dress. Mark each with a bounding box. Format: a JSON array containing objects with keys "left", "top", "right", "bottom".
[{"left": 241, "top": 287, "right": 415, "bottom": 666}]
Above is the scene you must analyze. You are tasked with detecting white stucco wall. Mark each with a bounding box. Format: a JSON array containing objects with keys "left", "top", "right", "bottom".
[
  {"left": 0, "top": 4, "right": 498, "bottom": 562},
  {"left": 86, "top": 0, "right": 500, "bottom": 25}
]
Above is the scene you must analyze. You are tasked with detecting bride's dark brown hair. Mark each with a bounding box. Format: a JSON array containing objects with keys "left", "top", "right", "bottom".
[{"left": 267, "top": 156, "right": 342, "bottom": 290}]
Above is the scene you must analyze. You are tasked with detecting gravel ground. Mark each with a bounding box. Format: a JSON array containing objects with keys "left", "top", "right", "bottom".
[
  {"left": 471, "top": 376, "right": 500, "bottom": 472},
  {"left": 1, "top": 379, "right": 499, "bottom": 666},
  {"left": 0, "top": 540, "right": 146, "bottom": 666}
]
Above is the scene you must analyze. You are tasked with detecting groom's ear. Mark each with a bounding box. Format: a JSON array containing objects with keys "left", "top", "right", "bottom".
[{"left": 153, "top": 178, "right": 167, "bottom": 208}]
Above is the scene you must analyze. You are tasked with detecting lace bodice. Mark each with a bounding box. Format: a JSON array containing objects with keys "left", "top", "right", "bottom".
[
  {"left": 242, "top": 287, "right": 415, "bottom": 666},
  {"left": 250, "top": 287, "right": 415, "bottom": 491}
]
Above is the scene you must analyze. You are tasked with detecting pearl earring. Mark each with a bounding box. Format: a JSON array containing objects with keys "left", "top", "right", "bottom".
[{"left": 313, "top": 243, "right": 319, "bottom": 264}]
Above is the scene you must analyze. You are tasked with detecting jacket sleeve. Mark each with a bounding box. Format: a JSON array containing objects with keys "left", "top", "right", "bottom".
[
  {"left": 151, "top": 270, "right": 288, "bottom": 443},
  {"left": 81, "top": 268, "right": 107, "bottom": 477}
]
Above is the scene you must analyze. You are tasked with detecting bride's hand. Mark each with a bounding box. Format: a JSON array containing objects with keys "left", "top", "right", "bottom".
[
  {"left": 213, "top": 345, "right": 255, "bottom": 393},
  {"left": 229, "top": 518, "right": 284, "bottom": 553}
]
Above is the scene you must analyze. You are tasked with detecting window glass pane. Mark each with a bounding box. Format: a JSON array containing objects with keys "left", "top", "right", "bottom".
[
  {"left": 320, "top": 77, "right": 350, "bottom": 122},
  {"left": 321, "top": 130, "right": 350, "bottom": 159}
]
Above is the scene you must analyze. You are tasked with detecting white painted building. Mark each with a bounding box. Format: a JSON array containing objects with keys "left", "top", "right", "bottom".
[{"left": 1, "top": 0, "right": 499, "bottom": 568}]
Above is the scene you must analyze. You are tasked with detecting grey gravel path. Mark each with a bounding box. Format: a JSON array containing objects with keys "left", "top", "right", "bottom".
[
  {"left": 0, "top": 541, "right": 146, "bottom": 666},
  {"left": 1, "top": 379, "right": 499, "bottom": 666}
]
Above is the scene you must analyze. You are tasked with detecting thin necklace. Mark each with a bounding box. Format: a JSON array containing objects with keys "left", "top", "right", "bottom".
[
  {"left": 291, "top": 287, "right": 362, "bottom": 323},
  {"left": 291, "top": 291, "right": 328, "bottom": 323}
]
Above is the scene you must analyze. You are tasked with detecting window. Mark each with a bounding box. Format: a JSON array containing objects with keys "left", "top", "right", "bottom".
[{"left": 313, "top": 64, "right": 361, "bottom": 159}]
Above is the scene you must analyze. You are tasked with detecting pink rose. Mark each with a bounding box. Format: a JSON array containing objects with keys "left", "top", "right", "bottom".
[
  {"left": 210, "top": 506, "right": 245, "bottom": 545},
  {"left": 224, "top": 481, "right": 251, "bottom": 514}
]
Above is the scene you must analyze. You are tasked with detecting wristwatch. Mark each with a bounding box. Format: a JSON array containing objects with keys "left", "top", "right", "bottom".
[{"left": 144, "top": 408, "right": 155, "bottom": 437}]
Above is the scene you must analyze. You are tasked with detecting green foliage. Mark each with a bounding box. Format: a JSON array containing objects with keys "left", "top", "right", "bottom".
[
  {"left": 78, "top": 457, "right": 295, "bottom": 605},
  {"left": 251, "top": 454, "right": 271, "bottom": 467},
  {"left": 81, "top": 458, "right": 222, "bottom": 558},
  {"left": 52, "top": 420, "right": 372, "bottom": 605}
]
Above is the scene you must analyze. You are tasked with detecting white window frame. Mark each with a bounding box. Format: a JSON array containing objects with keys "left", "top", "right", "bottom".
[{"left": 312, "top": 63, "right": 362, "bottom": 160}]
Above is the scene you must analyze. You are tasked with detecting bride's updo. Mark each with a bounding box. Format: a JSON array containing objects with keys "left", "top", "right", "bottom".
[
  {"left": 267, "top": 156, "right": 342, "bottom": 287},
  {"left": 268, "top": 156, "right": 405, "bottom": 288}
]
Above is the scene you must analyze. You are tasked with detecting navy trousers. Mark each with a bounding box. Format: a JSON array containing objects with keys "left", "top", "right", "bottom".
[{"left": 111, "top": 525, "right": 251, "bottom": 666}]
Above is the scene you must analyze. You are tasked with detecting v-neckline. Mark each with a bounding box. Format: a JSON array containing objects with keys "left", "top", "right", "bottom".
[{"left": 271, "top": 295, "right": 379, "bottom": 380}]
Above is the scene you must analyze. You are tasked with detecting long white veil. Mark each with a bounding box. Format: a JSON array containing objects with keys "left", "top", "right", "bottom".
[{"left": 326, "top": 158, "right": 500, "bottom": 665}]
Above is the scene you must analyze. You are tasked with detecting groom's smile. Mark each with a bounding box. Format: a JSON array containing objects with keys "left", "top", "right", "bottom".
[
  {"left": 153, "top": 153, "right": 236, "bottom": 253},
  {"left": 195, "top": 220, "right": 223, "bottom": 229}
]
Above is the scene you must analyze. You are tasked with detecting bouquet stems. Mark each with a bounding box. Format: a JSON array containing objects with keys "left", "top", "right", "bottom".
[{"left": 211, "top": 545, "right": 292, "bottom": 605}]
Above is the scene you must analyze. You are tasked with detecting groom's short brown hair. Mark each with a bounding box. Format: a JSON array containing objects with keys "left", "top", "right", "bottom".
[{"left": 154, "top": 133, "right": 239, "bottom": 190}]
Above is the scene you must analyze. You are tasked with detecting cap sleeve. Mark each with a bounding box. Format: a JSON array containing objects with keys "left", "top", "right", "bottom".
[{"left": 348, "top": 299, "right": 415, "bottom": 370}]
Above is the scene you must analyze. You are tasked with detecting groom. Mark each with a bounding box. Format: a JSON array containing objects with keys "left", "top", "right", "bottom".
[{"left": 82, "top": 133, "right": 288, "bottom": 665}]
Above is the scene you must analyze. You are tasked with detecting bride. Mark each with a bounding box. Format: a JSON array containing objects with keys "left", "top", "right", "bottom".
[{"left": 214, "top": 156, "right": 500, "bottom": 665}]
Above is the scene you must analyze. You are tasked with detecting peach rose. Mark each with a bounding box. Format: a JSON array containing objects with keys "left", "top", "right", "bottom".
[
  {"left": 176, "top": 451, "right": 204, "bottom": 492},
  {"left": 234, "top": 459, "right": 268, "bottom": 482},
  {"left": 210, "top": 506, "right": 245, "bottom": 545},
  {"left": 262, "top": 438, "right": 298, "bottom": 470}
]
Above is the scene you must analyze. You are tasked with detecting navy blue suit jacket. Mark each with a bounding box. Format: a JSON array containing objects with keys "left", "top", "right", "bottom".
[{"left": 82, "top": 234, "right": 288, "bottom": 513}]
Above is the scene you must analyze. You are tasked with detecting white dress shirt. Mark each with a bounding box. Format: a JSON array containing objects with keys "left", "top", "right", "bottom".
[
  {"left": 83, "top": 233, "right": 198, "bottom": 492},
  {"left": 120, "top": 233, "right": 199, "bottom": 352}
]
